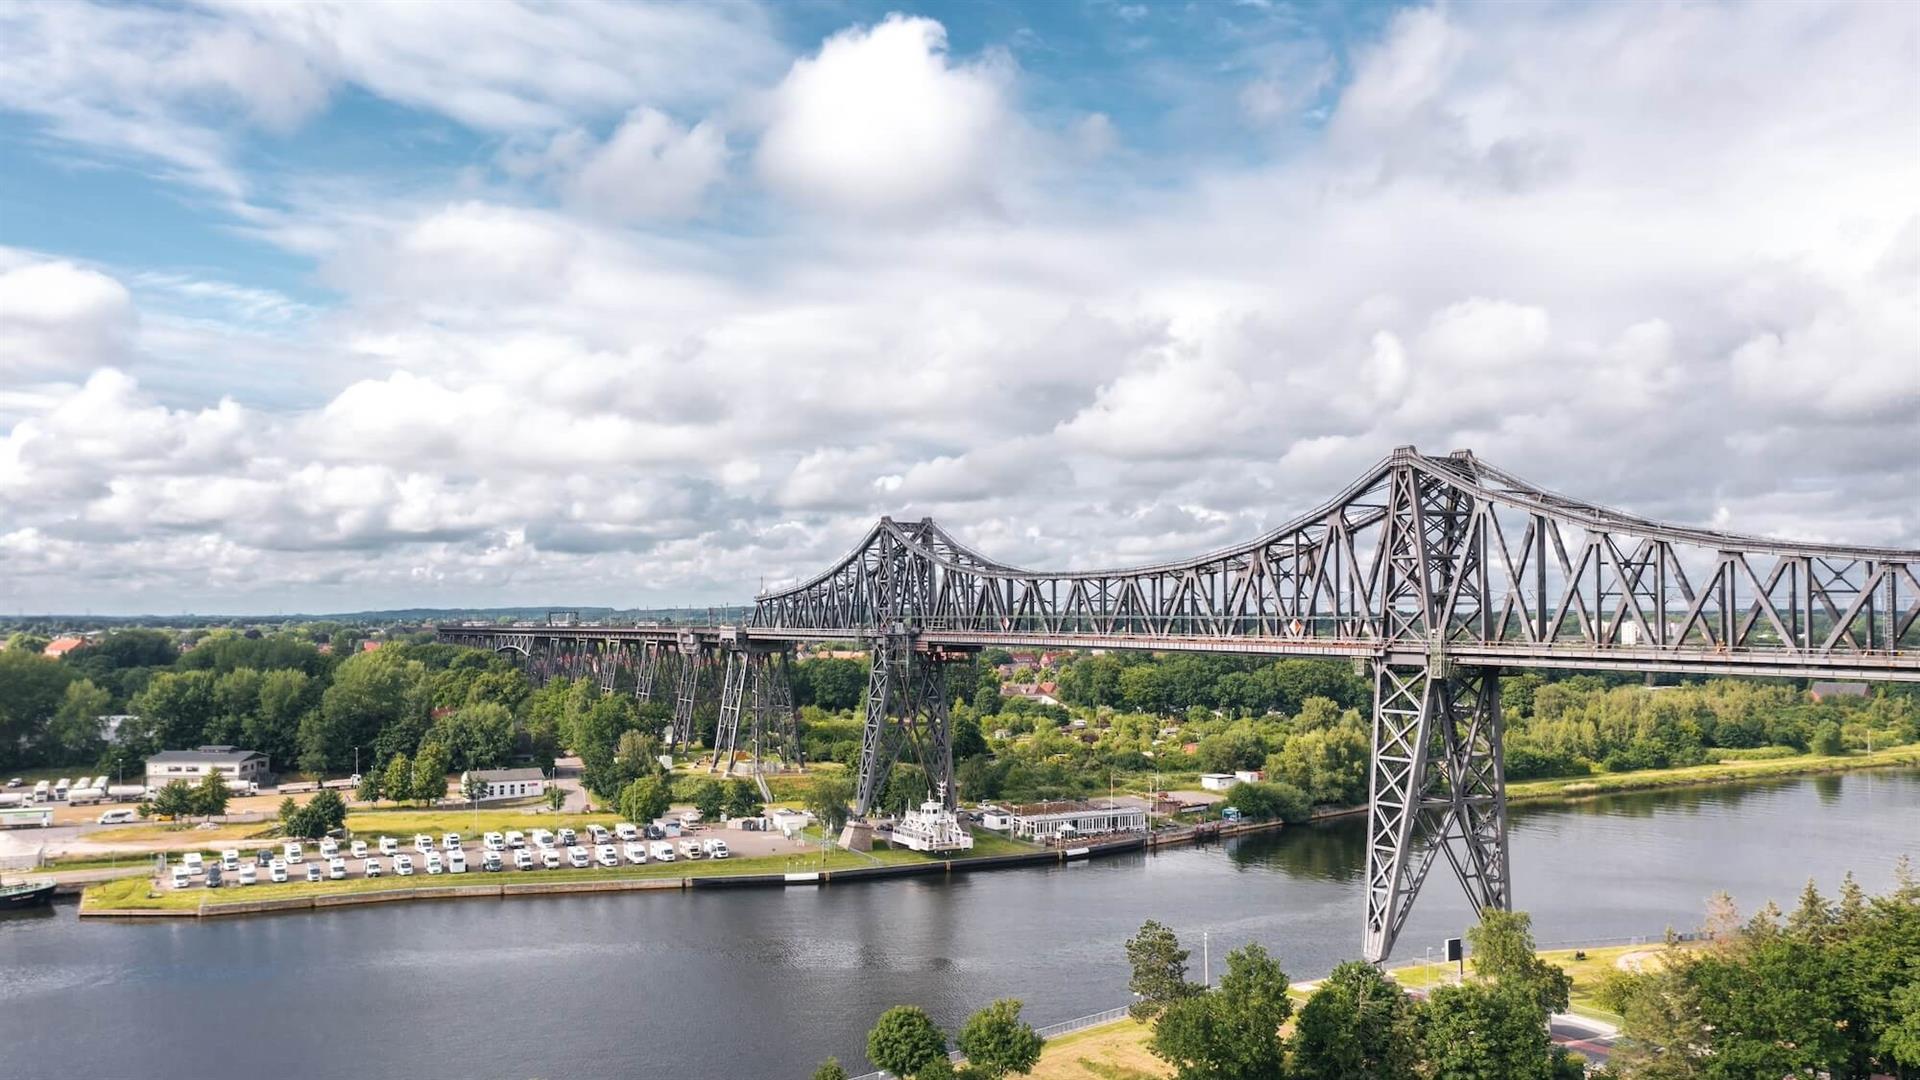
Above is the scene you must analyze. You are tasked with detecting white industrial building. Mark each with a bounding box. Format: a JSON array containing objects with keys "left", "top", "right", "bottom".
[
  {"left": 145, "top": 746, "right": 270, "bottom": 791},
  {"left": 1008, "top": 800, "right": 1148, "bottom": 843},
  {"left": 458, "top": 767, "right": 546, "bottom": 802}
]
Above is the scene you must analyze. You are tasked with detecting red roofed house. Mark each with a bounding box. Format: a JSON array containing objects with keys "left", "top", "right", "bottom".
[{"left": 43, "top": 635, "right": 89, "bottom": 658}]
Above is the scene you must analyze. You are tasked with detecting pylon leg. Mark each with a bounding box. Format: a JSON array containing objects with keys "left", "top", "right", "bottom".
[
  {"left": 1363, "top": 662, "right": 1509, "bottom": 963},
  {"left": 710, "top": 651, "right": 748, "bottom": 774},
  {"left": 853, "top": 636, "right": 899, "bottom": 816},
  {"left": 670, "top": 649, "right": 701, "bottom": 749}
]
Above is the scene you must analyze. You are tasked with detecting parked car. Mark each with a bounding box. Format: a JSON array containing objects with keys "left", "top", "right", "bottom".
[
  {"left": 379, "top": 835, "right": 399, "bottom": 856},
  {"left": 587, "top": 825, "right": 611, "bottom": 845},
  {"left": 282, "top": 842, "right": 303, "bottom": 864},
  {"left": 623, "top": 842, "right": 648, "bottom": 865},
  {"left": 364, "top": 858, "right": 383, "bottom": 879},
  {"left": 594, "top": 844, "right": 619, "bottom": 868},
  {"left": 448, "top": 850, "right": 467, "bottom": 874},
  {"left": 645, "top": 824, "right": 666, "bottom": 841},
  {"left": 615, "top": 822, "right": 640, "bottom": 842},
  {"left": 205, "top": 864, "right": 223, "bottom": 888},
  {"left": 394, "top": 854, "right": 414, "bottom": 876},
  {"left": 256, "top": 848, "right": 275, "bottom": 867},
  {"left": 556, "top": 827, "right": 577, "bottom": 847},
  {"left": 96, "top": 808, "right": 137, "bottom": 825},
  {"left": 425, "top": 852, "right": 444, "bottom": 875},
  {"left": 442, "top": 833, "right": 462, "bottom": 851},
  {"left": 541, "top": 849, "right": 562, "bottom": 870},
  {"left": 483, "top": 831, "right": 504, "bottom": 851},
  {"left": 702, "top": 839, "right": 730, "bottom": 859},
  {"left": 237, "top": 864, "right": 257, "bottom": 886},
  {"left": 567, "top": 846, "right": 591, "bottom": 869},
  {"left": 305, "top": 863, "right": 323, "bottom": 883},
  {"left": 505, "top": 830, "right": 526, "bottom": 849},
  {"left": 413, "top": 834, "right": 435, "bottom": 854},
  {"left": 514, "top": 848, "right": 535, "bottom": 870},
  {"left": 649, "top": 841, "right": 675, "bottom": 862},
  {"left": 327, "top": 856, "right": 348, "bottom": 880},
  {"left": 269, "top": 859, "right": 288, "bottom": 883},
  {"left": 677, "top": 840, "right": 703, "bottom": 860},
  {"left": 349, "top": 840, "right": 369, "bottom": 859},
  {"left": 4, "top": 778, "right": 18, "bottom": 787}
]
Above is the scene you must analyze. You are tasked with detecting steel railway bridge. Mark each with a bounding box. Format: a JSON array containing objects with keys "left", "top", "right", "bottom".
[{"left": 438, "top": 447, "right": 1920, "bottom": 961}]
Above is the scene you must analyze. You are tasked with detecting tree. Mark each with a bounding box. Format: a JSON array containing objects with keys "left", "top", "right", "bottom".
[
  {"left": 956, "top": 999, "right": 1044, "bottom": 1078},
  {"left": 307, "top": 788, "right": 348, "bottom": 832},
  {"left": 1812, "top": 720, "right": 1845, "bottom": 756},
  {"left": 1467, "top": 910, "right": 1572, "bottom": 1015},
  {"left": 412, "top": 742, "right": 450, "bottom": 805},
  {"left": 867, "top": 1006, "right": 948, "bottom": 1079},
  {"left": 618, "top": 775, "right": 671, "bottom": 827},
  {"left": 1420, "top": 982, "right": 1559, "bottom": 1080},
  {"left": 356, "top": 768, "right": 384, "bottom": 804},
  {"left": 382, "top": 752, "right": 414, "bottom": 805},
  {"left": 1223, "top": 780, "right": 1311, "bottom": 823},
  {"left": 151, "top": 779, "right": 195, "bottom": 820},
  {"left": 810, "top": 1059, "right": 848, "bottom": 1080},
  {"left": 192, "top": 769, "right": 231, "bottom": 821},
  {"left": 544, "top": 784, "right": 567, "bottom": 811},
  {"left": 462, "top": 774, "right": 492, "bottom": 806},
  {"left": 724, "top": 778, "right": 763, "bottom": 819},
  {"left": 1290, "top": 961, "right": 1421, "bottom": 1080},
  {"left": 1126, "top": 919, "right": 1198, "bottom": 1020},
  {"left": 806, "top": 774, "right": 855, "bottom": 835},
  {"left": 47, "top": 679, "right": 111, "bottom": 764},
  {"left": 1150, "top": 944, "right": 1292, "bottom": 1080},
  {"left": 433, "top": 702, "right": 515, "bottom": 771},
  {"left": 691, "top": 779, "right": 726, "bottom": 821}
]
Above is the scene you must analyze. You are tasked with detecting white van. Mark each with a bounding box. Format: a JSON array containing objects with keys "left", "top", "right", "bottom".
[
  {"left": 96, "top": 808, "right": 136, "bottom": 825},
  {"left": 623, "top": 842, "right": 648, "bottom": 865},
  {"left": 378, "top": 836, "right": 398, "bottom": 856},
  {"left": 702, "top": 839, "right": 730, "bottom": 859},
  {"left": 327, "top": 856, "right": 348, "bottom": 880},
  {"left": 649, "top": 841, "right": 675, "bottom": 863},
  {"left": 269, "top": 859, "right": 288, "bottom": 883},
  {"left": 282, "top": 841, "right": 303, "bottom": 864},
  {"left": 587, "top": 824, "right": 611, "bottom": 845},
  {"left": 514, "top": 848, "right": 535, "bottom": 871},
  {"left": 318, "top": 838, "right": 339, "bottom": 858},
  {"left": 448, "top": 849, "right": 467, "bottom": 874},
  {"left": 425, "top": 852, "right": 444, "bottom": 875},
  {"left": 540, "top": 848, "right": 562, "bottom": 870},
  {"left": 483, "top": 832, "right": 504, "bottom": 851},
  {"left": 181, "top": 851, "right": 205, "bottom": 875},
  {"left": 237, "top": 864, "right": 257, "bottom": 886},
  {"left": 220, "top": 849, "right": 240, "bottom": 871},
  {"left": 594, "top": 844, "right": 619, "bottom": 868},
  {"left": 505, "top": 830, "right": 526, "bottom": 849},
  {"left": 677, "top": 840, "right": 703, "bottom": 860},
  {"left": 413, "top": 834, "right": 435, "bottom": 854},
  {"left": 349, "top": 840, "right": 368, "bottom": 859},
  {"left": 615, "top": 822, "right": 639, "bottom": 841},
  {"left": 531, "top": 829, "right": 555, "bottom": 850},
  {"left": 171, "top": 865, "right": 191, "bottom": 889},
  {"left": 393, "top": 854, "right": 414, "bottom": 876},
  {"left": 364, "top": 858, "right": 383, "bottom": 879}
]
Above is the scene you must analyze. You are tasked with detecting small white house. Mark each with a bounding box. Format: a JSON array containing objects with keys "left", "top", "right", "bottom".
[
  {"left": 145, "top": 746, "right": 271, "bottom": 791},
  {"left": 1232, "top": 770, "right": 1264, "bottom": 784},
  {"left": 1200, "top": 773, "right": 1236, "bottom": 791},
  {"left": 977, "top": 806, "right": 1014, "bottom": 831},
  {"left": 458, "top": 768, "right": 546, "bottom": 802}
]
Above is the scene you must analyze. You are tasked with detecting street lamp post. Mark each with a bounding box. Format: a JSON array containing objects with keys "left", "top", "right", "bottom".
[{"left": 1203, "top": 930, "right": 1211, "bottom": 989}]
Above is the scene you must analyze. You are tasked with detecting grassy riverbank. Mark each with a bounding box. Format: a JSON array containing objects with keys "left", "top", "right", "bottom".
[{"left": 1505, "top": 744, "right": 1920, "bottom": 802}]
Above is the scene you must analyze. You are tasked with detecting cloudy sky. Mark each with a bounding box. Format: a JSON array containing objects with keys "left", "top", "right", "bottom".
[{"left": 0, "top": 0, "right": 1914, "bottom": 616}]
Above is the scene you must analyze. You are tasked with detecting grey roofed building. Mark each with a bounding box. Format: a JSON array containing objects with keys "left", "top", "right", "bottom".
[
  {"left": 1809, "top": 681, "right": 1870, "bottom": 701},
  {"left": 144, "top": 745, "right": 271, "bottom": 788}
]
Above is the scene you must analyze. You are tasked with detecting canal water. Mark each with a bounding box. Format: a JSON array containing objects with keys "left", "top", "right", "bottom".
[{"left": 3, "top": 769, "right": 1916, "bottom": 1079}]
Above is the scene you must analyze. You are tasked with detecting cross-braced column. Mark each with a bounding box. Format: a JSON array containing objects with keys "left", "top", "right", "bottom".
[
  {"left": 1363, "top": 661, "right": 1509, "bottom": 963},
  {"left": 709, "top": 650, "right": 749, "bottom": 774},
  {"left": 853, "top": 635, "right": 901, "bottom": 816},
  {"left": 634, "top": 641, "right": 660, "bottom": 703},
  {"left": 669, "top": 646, "right": 703, "bottom": 749}
]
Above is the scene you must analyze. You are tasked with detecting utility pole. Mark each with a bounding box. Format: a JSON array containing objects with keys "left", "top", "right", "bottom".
[{"left": 1203, "top": 930, "right": 1210, "bottom": 989}]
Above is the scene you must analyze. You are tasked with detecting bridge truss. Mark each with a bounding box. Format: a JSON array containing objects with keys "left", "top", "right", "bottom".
[{"left": 441, "top": 447, "right": 1918, "bottom": 962}]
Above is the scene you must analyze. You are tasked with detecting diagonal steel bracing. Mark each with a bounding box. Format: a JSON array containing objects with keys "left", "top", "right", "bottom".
[{"left": 1363, "top": 662, "right": 1509, "bottom": 963}]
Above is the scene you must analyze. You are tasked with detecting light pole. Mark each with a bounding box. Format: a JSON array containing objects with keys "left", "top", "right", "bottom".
[{"left": 1203, "top": 930, "right": 1211, "bottom": 989}]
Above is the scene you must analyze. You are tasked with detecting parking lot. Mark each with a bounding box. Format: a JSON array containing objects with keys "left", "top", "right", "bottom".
[{"left": 158, "top": 817, "right": 831, "bottom": 891}]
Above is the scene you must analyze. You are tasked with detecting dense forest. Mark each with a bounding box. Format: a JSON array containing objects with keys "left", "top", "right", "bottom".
[{"left": 3, "top": 630, "right": 1916, "bottom": 819}]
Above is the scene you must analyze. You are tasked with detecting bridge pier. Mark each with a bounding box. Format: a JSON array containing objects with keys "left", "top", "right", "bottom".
[
  {"left": 852, "top": 636, "right": 961, "bottom": 818},
  {"left": 710, "top": 648, "right": 805, "bottom": 779},
  {"left": 1363, "top": 660, "right": 1510, "bottom": 964}
]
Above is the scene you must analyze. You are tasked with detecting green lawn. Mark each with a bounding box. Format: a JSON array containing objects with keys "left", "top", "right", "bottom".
[
  {"left": 1386, "top": 941, "right": 1680, "bottom": 1023},
  {"left": 1506, "top": 744, "right": 1920, "bottom": 802}
]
